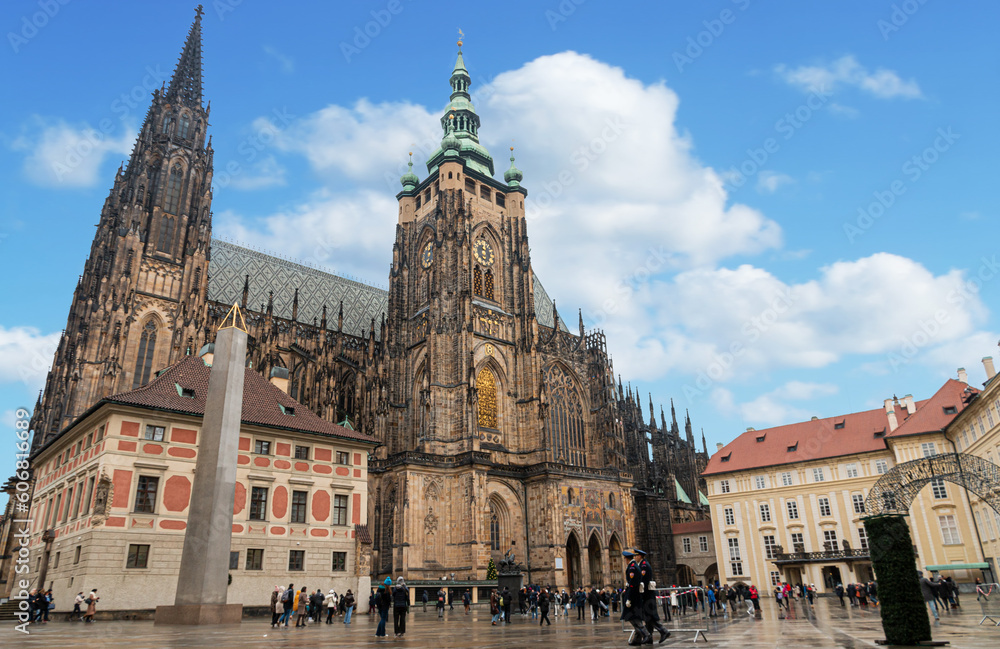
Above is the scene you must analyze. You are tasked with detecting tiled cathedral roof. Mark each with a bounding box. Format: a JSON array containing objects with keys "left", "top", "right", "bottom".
[{"left": 208, "top": 239, "right": 569, "bottom": 334}]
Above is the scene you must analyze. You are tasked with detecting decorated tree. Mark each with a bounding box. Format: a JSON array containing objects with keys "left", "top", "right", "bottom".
[
  {"left": 487, "top": 557, "right": 497, "bottom": 580},
  {"left": 864, "top": 514, "right": 931, "bottom": 646}
]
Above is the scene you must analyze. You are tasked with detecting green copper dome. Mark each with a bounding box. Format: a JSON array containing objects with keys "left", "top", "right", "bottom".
[
  {"left": 426, "top": 44, "right": 494, "bottom": 177},
  {"left": 504, "top": 149, "right": 523, "bottom": 186},
  {"left": 400, "top": 157, "right": 419, "bottom": 191}
]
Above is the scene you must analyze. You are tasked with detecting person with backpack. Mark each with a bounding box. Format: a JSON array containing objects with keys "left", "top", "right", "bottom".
[
  {"left": 375, "top": 578, "right": 392, "bottom": 637},
  {"left": 343, "top": 589, "right": 356, "bottom": 624},
  {"left": 436, "top": 587, "right": 446, "bottom": 618},
  {"left": 279, "top": 583, "right": 295, "bottom": 626},
  {"left": 392, "top": 577, "right": 410, "bottom": 637}
]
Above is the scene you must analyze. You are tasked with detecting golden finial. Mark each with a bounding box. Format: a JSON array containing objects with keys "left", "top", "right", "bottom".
[
  {"left": 219, "top": 302, "right": 248, "bottom": 333},
  {"left": 457, "top": 28, "right": 464, "bottom": 48}
]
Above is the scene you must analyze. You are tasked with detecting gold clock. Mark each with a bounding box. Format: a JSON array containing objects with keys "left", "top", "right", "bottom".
[
  {"left": 473, "top": 240, "right": 494, "bottom": 266},
  {"left": 421, "top": 242, "right": 434, "bottom": 268}
]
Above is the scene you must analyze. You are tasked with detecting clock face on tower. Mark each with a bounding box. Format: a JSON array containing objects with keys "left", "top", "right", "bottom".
[
  {"left": 421, "top": 242, "right": 434, "bottom": 268},
  {"left": 473, "top": 240, "right": 494, "bottom": 266}
]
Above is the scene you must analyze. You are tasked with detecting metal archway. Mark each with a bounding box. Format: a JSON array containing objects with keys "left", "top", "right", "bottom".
[{"left": 865, "top": 452, "right": 1000, "bottom": 516}]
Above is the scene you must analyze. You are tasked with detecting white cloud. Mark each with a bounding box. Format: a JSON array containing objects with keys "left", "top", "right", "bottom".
[
  {"left": 225, "top": 155, "right": 287, "bottom": 191},
  {"left": 775, "top": 55, "right": 922, "bottom": 100},
  {"left": 10, "top": 116, "right": 134, "bottom": 187},
  {"left": 0, "top": 326, "right": 60, "bottom": 387},
  {"left": 740, "top": 381, "right": 839, "bottom": 427},
  {"left": 756, "top": 171, "right": 794, "bottom": 194},
  {"left": 263, "top": 45, "right": 295, "bottom": 74}
]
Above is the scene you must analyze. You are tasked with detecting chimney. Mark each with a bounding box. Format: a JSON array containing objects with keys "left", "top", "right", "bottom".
[
  {"left": 957, "top": 367, "right": 968, "bottom": 384},
  {"left": 716, "top": 442, "right": 724, "bottom": 452},
  {"left": 903, "top": 394, "right": 916, "bottom": 415},
  {"left": 198, "top": 342, "right": 215, "bottom": 366},
  {"left": 746, "top": 427, "right": 755, "bottom": 432},
  {"left": 983, "top": 357, "right": 996, "bottom": 380},
  {"left": 884, "top": 398, "right": 899, "bottom": 432},
  {"left": 269, "top": 367, "right": 290, "bottom": 394},
  {"left": 811, "top": 416, "right": 818, "bottom": 421}
]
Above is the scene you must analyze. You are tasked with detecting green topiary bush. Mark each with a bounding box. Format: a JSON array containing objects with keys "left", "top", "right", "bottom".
[{"left": 864, "top": 514, "right": 931, "bottom": 646}]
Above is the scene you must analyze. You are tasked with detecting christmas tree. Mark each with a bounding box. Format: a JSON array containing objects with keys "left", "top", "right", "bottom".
[{"left": 487, "top": 557, "right": 497, "bottom": 580}]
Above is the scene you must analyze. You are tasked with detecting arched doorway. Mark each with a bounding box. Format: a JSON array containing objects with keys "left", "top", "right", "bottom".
[
  {"left": 588, "top": 533, "right": 603, "bottom": 587},
  {"left": 567, "top": 534, "right": 582, "bottom": 590},
  {"left": 676, "top": 564, "right": 696, "bottom": 586},
  {"left": 608, "top": 534, "right": 624, "bottom": 587},
  {"left": 704, "top": 563, "right": 719, "bottom": 586}
]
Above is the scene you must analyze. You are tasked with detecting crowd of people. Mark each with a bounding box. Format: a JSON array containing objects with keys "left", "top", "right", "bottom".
[
  {"left": 920, "top": 573, "right": 962, "bottom": 620},
  {"left": 26, "top": 587, "right": 99, "bottom": 623},
  {"left": 269, "top": 584, "right": 356, "bottom": 628}
]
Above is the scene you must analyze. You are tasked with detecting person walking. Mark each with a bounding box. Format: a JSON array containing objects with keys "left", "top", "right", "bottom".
[
  {"left": 294, "top": 586, "right": 309, "bottom": 627},
  {"left": 71, "top": 591, "right": 85, "bottom": 621},
  {"left": 490, "top": 589, "right": 501, "bottom": 625},
  {"left": 422, "top": 589, "right": 428, "bottom": 612},
  {"left": 834, "top": 582, "right": 845, "bottom": 607},
  {"left": 343, "top": 590, "right": 356, "bottom": 624},
  {"left": 539, "top": 588, "right": 552, "bottom": 626},
  {"left": 311, "top": 588, "right": 326, "bottom": 624},
  {"left": 717, "top": 584, "right": 727, "bottom": 616},
  {"left": 437, "top": 587, "right": 447, "bottom": 618},
  {"left": 502, "top": 586, "right": 513, "bottom": 623},
  {"left": 576, "top": 588, "right": 586, "bottom": 619},
  {"left": 83, "top": 589, "right": 99, "bottom": 623},
  {"left": 279, "top": 584, "right": 294, "bottom": 626},
  {"left": 270, "top": 585, "right": 282, "bottom": 627},
  {"left": 806, "top": 583, "right": 816, "bottom": 607},
  {"left": 375, "top": 578, "right": 392, "bottom": 637},
  {"left": 463, "top": 589, "right": 471, "bottom": 614},
  {"left": 392, "top": 577, "right": 409, "bottom": 637},
  {"left": 635, "top": 549, "right": 669, "bottom": 643},
  {"left": 749, "top": 584, "right": 760, "bottom": 618},
  {"left": 707, "top": 587, "right": 717, "bottom": 617},
  {"left": 920, "top": 573, "right": 940, "bottom": 620},
  {"left": 620, "top": 550, "right": 651, "bottom": 646},
  {"left": 326, "top": 590, "right": 338, "bottom": 623}
]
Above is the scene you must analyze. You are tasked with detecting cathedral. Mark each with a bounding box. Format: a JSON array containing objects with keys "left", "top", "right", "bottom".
[{"left": 28, "top": 8, "right": 708, "bottom": 590}]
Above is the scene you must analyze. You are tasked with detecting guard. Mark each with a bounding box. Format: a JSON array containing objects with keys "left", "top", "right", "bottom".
[
  {"left": 621, "top": 550, "right": 652, "bottom": 645},
  {"left": 635, "top": 548, "right": 670, "bottom": 644}
]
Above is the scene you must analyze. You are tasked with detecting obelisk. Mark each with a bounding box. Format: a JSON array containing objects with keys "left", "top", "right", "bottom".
[{"left": 156, "top": 304, "right": 247, "bottom": 624}]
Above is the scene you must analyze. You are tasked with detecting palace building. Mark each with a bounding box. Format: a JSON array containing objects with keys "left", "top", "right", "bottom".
[{"left": 17, "top": 8, "right": 712, "bottom": 605}]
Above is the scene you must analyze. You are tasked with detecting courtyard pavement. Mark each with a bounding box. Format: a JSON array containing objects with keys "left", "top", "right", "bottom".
[{"left": 2, "top": 598, "right": 994, "bottom": 648}]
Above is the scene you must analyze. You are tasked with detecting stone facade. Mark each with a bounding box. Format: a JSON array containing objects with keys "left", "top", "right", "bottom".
[{"left": 23, "top": 10, "right": 711, "bottom": 597}]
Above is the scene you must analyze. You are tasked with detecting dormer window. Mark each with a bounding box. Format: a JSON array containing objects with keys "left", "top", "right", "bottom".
[
  {"left": 834, "top": 420, "right": 845, "bottom": 430},
  {"left": 720, "top": 453, "right": 731, "bottom": 462},
  {"left": 943, "top": 406, "right": 957, "bottom": 415},
  {"left": 787, "top": 443, "right": 798, "bottom": 452},
  {"left": 175, "top": 383, "right": 195, "bottom": 399},
  {"left": 874, "top": 428, "right": 886, "bottom": 438},
  {"left": 755, "top": 434, "right": 766, "bottom": 442},
  {"left": 280, "top": 404, "right": 296, "bottom": 416}
]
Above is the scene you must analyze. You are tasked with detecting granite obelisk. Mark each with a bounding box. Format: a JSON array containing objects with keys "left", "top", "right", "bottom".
[{"left": 156, "top": 304, "right": 247, "bottom": 624}]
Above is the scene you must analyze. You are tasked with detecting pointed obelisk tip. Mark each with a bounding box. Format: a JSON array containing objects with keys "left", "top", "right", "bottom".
[{"left": 219, "top": 302, "right": 248, "bottom": 333}]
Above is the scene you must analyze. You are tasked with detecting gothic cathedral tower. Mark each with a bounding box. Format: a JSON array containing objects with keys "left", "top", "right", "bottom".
[
  {"left": 371, "top": 41, "right": 633, "bottom": 589},
  {"left": 31, "top": 8, "right": 213, "bottom": 451}
]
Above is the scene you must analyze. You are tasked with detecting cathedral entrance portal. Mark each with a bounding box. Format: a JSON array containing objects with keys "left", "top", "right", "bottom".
[
  {"left": 588, "top": 533, "right": 603, "bottom": 587},
  {"left": 608, "top": 534, "right": 623, "bottom": 587},
  {"left": 567, "top": 534, "right": 582, "bottom": 590}
]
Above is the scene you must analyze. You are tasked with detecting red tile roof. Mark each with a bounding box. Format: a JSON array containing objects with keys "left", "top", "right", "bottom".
[
  {"left": 671, "top": 520, "right": 713, "bottom": 535},
  {"left": 702, "top": 379, "right": 975, "bottom": 476},
  {"left": 105, "top": 355, "right": 378, "bottom": 445}
]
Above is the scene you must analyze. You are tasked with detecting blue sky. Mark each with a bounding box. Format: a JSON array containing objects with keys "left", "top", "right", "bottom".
[{"left": 1, "top": 1, "right": 998, "bottom": 478}]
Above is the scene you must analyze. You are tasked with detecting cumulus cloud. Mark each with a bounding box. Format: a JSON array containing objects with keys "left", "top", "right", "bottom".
[
  {"left": 10, "top": 116, "right": 134, "bottom": 187},
  {"left": 740, "top": 381, "right": 839, "bottom": 426},
  {"left": 0, "top": 326, "right": 60, "bottom": 387},
  {"left": 224, "top": 155, "right": 287, "bottom": 191},
  {"left": 775, "top": 55, "right": 922, "bottom": 99}
]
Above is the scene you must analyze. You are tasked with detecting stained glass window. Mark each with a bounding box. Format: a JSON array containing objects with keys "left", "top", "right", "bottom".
[
  {"left": 473, "top": 265, "right": 483, "bottom": 297},
  {"left": 484, "top": 269, "right": 495, "bottom": 301},
  {"left": 164, "top": 165, "right": 183, "bottom": 214},
  {"left": 178, "top": 113, "right": 190, "bottom": 138},
  {"left": 543, "top": 364, "right": 586, "bottom": 466},
  {"left": 132, "top": 320, "right": 157, "bottom": 388},
  {"left": 477, "top": 368, "right": 497, "bottom": 428},
  {"left": 489, "top": 501, "right": 501, "bottom": 550},
  {"left": 157, "top": 216, "right": 174, "bottom": 253}
]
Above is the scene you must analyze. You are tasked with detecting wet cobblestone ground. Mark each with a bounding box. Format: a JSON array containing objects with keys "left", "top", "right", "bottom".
[{"left": 3, "top": 598, "right": 994, "bottom": 648}]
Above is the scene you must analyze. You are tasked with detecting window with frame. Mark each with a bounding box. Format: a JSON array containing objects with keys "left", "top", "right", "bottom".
[
  {"left": 288, "top": 549, "right": 305, "bottom": 571},
  {"left": 822, "top": 530, "right": 838, "bottom": 551},
  {"left": 763, "top": 534, "right": 777, "bottom": 559},
  {"left": 790, "top": 532, "right": 804, "bottom": 552},
  {"left": 229, "top": 551, "right": 240, "bottom": 570},
  {"left": 254, "top": 440, "right": 271, "bottom": 455},
  {"left": 931, "top": 478, "right": 947, "bottom": 499},
  {"left": 754, "top": 476, "right": 766, "bottom": 490},
  {"left": 682, "top": 537, "right": 691, "bottom": 553},
  {"left": 858, "top": 527, "right": 869, "bottom": 550},
  {"left": 770, "top": 570, "right": 781, "bottom": 586},
  {"left": 337, "top": 451, "right": 351, "bottom": 465},
  {"left": 730, "top": 561, "right": 744, "bottom": 576},
  {"left": 542, "top": 364, "right": 587, "bottom": 466},
  {"left": 728, "top": 537, "right": 742, "bottom": 561},
  {"left": 939, "top": 515, "right": 961, "bottom": 545},
  {"left": 720, "top": 480, "right": 730, "bottom": 494},
  {"left": 921, "top": 442, "right": 937, "bottom": 457},
  {"left": 126, "top": 544, "right": 150, "bottom": 569},
  {"left": 852, "top": 493, "right": 866, "bottom": 514},
  {"left": 875, "top": 459, "right": 888, "bottom": 474},
  {"left": 245, "top": 548, "right": 264, "bottom": 570},
  {"left": 724, "top": 507, "right": 735, "bottom": 526},
  {"left": 699, "top": 536, "right": 709, "bottom": 552},
  {"left": 812, "top": 468, "right": 825, "bottom": 482},
  {"left": 144, "top": 425, "right": 165, "bottom": 441},
  {"left": 818, "top": 497, "right": 832, "bottom": 517},
  {"left": 134, "top": 475, "right": 159, "bottom": 513},
  {"left": 781, "top": 472, "right": 793, "bottom": 486},
  {"left": 333, "top": 494, "right": 348, "bottom": 526},
  {"left": 74, "top": 545, "right": 82, "bottom": 564},
  {"left": 132, "top": 320, "right": 158, "bottom": 388},
  {"left": 290, "top": 491, "right": 308, "bottom": 524},
  {"left": 759, "top": 503, "right": 771, "bottom": 522},
  {"left": 164, "top": 165, "right": 183, "bottom": 215},
  {"left": 53, "top": 551, "right": 60, "bottom": 569},
  {"left": 476, "top": 367, "right": 498, "bottom": 429},
  {"left": 332, "top": 551, "right": 347, "bottom": 571},
  {"left": 294, "top": 445, "right": 310, "bottom": 460},
  {"left": 249, "top": 486, "right": 268, "bottom": 521},
  {"left": 845, "top": 463, "right": 859, "bottom": 478},
  {"left": 787, "top": 500, "right": 799, "bottom": 519}
]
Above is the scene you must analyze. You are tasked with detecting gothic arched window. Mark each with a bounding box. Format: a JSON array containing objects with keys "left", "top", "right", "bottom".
[
  {"left": 164, "top": 165, "right": 183, "bottom": 214},
  {"left": 473, "top": 266, "right": 483, "bottom": 297},
  {"left": 157, "top": 216, "right": 175, "bottom": 253},
  {"left": 484, "top": 269, "right": 495, "bottom": 301},
  {"left": 132, "top": 320, "right": 158, "bottom": 388},
  {"left": 476, "top": 367, "right": 497, "bottom": 429},
  {"left": 162, "top": 115, "right": 173, "bottom": 134},
  {"left": 338, "top": 372, "right": 356, "bottom": 423},
  {"left": 489, "top": 501, "right": 503, "bottom": 551},
  {"left": 543, "top": 364, "right": 587, "bottom": 466},
  {"left": 178, "top": 113, "right": 191, "bottom": 138}
]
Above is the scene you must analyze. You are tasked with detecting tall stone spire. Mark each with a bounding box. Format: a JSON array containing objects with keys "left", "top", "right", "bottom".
[{"left": 165, "top": 5, "right": 205, "bottom": 108}]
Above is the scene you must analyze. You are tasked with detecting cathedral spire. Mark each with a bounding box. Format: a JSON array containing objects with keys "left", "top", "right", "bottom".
[
  {"left": 670, "top": 398, "right": 680, "bottom": 437},
  {"left": 165, "top": 6, "right": 205, "bottom": 107},
  {"left": 701, "top": 428, "right": 708, "bottom": 455}
]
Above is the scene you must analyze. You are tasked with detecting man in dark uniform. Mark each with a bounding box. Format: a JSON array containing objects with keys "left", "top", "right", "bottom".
[
  {"left": 621, "top": 550, "right": 652, "bottom": 646},
  {"left": 635, "top": 549, "right": 670, "bottom": 644}
]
